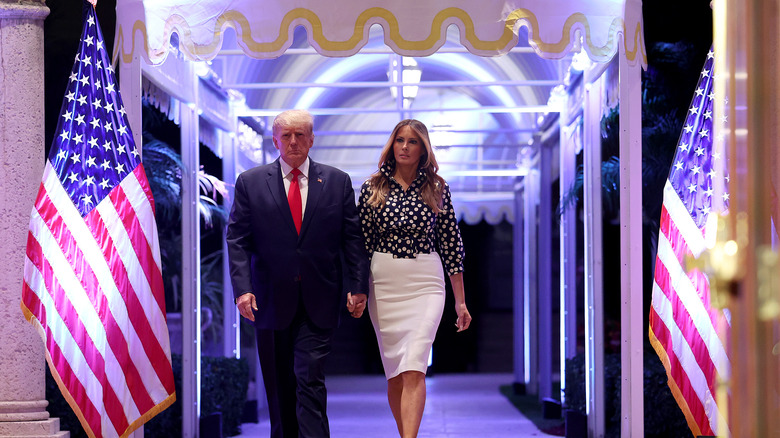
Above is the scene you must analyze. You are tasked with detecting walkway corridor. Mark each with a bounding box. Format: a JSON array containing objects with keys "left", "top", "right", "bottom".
[{"left": 233, "top": 373, "right": 560, "bottom": 438}]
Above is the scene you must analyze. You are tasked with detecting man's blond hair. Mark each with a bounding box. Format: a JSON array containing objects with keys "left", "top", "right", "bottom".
[{"left": 272, "top": 109, "right": 314, "bottom": 136}]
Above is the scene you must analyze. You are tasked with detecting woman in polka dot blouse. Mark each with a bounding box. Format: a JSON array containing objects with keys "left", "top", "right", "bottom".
[{"left": 353, "top": 119, "right": 472, "bottom": 438}]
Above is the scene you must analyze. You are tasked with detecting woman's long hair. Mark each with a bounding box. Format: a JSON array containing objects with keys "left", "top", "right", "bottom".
[{"left": 366, "top": 119, "right": 446, "bottom": 213}]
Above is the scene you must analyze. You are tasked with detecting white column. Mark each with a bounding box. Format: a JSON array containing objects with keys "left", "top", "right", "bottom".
[
  {"left": 116, "top": 26, "right": 147, "bottom": 438},
  {"left": 118, "top": 43, "right": 142, "bottom": 158},
  {"left": 180, "top": 87, "right": 202, "bottom": 437},
  {"left": 538, "top": 144, "right": 553, "bottom": 400},
  {"left": 512, "top": 182, "right": 526, "bottom": 391},
  {"left": 584, "top": 75, "right": 605, "bottom": 438},
  {"left": 618, "top": 41, "right": 644, "bottom": 438},
  {"left": 0, "top": 2, "right": 67, "bottom": 436},
  {"left": 117, "top": 23, "right": 151, "bottom": 438},
  {"left": 559, "top": 108, "right": 578, "bottom": 404},
  {"left": 221, "top": 129, "right": 239, "bottom": 359},
  {"left": 523, "top": 170, "right": 539, "bottom": 395}
]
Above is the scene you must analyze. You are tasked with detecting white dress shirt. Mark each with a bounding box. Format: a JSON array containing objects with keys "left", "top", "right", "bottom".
[{"left": 279, "top": 157, "right": 310, "bottom": 219}]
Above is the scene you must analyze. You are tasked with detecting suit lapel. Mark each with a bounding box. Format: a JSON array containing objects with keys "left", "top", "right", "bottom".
[
  {"left": 300, "top": 160, "right": 324, "bottom": 238},
  {"left": 266, "top": 159, "right": 297, "bottom": 234}
]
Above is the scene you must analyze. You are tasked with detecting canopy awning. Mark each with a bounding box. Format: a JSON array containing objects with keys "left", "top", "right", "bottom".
[
  {"left": 114, "top": 0, "right": 646, "bottom": 66},
  {"left": 114, "top": 0, "right": 646, "bottom": 227}
]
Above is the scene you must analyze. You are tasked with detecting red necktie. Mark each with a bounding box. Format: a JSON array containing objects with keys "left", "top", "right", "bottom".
[{"left": 288, "top": 168, "right": 302, "bottom": 234}]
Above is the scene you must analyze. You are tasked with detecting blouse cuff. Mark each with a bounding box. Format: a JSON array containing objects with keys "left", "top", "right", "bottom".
[{"left": 445, "top": 265, "right": 464, "bottom": 277}]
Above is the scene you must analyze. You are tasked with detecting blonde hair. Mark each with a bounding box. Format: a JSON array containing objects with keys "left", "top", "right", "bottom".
[
  {"left": 272, "top": 109, "right": 314, "bottom": 137},
  {"left": 366, "top": 119, "right": 445, "bottom": 213}
]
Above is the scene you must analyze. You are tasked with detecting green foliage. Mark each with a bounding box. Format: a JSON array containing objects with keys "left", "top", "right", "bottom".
[
  {"left": 563, "top": 352, "right": 621, "bottom": 436},
  {"left": 642, "top": 351, "right": 691, "bottom": 437},
  {"left": 557, "top": 107, "right": 622, "bottom": 223},
  {"left": 498, "top": 385, "right": 565, "bottom": 435},
  {"left": 141, "top": 101, "right": 228, "bottom": 318},
  {"left": 201, "top": 249, "right": 227, "bottom": 341},
  {"left": 143, "top": 139, "right": 184, "bottom": 313},
  {"left": 557, "top": 42, "right": 707, "bottom": 232},
  {"left": 564, "top": 351, "right": 690, "bottom": 437},
  {"left": 140, "top": 354, "right": 250, "bottom": 437},
  {"left": 557, "top": 155, "right": 621, "bottom": 223},
  {"left": 562, "top": 355, "right": 587, "bottom": 414},
  {"left": 201, "top": 354, "right": 250, "bottom": 436},
  {"left": 142, "top": 138, "right": 183, "bottom": 227}
]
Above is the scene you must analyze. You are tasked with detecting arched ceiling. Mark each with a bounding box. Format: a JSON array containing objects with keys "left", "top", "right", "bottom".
[
  {"left": 117, "top": 0, "right": 646, "bottom": 223},
  {"left": 206, "top": 24, "right": 571, "bottom": 222}
]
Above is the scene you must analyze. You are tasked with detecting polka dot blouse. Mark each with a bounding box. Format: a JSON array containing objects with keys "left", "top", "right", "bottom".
[{"left": 358, "top": 164, "right": 465, "bottom": 276}]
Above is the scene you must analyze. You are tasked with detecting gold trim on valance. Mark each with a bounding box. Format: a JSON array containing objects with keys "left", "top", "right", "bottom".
[{"left": 114, "top": 1, "right": 646, "bottom": 65}]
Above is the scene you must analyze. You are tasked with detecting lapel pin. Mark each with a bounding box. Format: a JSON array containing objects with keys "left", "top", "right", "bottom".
[{"left": 317, "top": 178, "right": 323, "bottom": 183}]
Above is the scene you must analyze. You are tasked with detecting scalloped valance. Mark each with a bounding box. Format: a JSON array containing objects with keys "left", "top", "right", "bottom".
[
  {"left": 114, "top": 0, "right": 646, "bottom": 67},
  {"left": 454, "top": 199, "right": 515, "bottom": 225}
]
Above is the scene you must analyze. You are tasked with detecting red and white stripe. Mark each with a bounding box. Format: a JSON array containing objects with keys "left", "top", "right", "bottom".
[
  {"left": 649, "top": 180, "right": 731, "bottom": 437},
  {"left": 22, "top": 161, "right": 175, "bottom": 438}
]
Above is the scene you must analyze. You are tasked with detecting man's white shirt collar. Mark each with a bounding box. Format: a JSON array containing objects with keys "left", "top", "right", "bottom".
[{"left": 280, "top": 157, "right": 310, "bottom": 179}]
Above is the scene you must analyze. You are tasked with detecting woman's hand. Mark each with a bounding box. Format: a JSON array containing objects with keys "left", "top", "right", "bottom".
[
  {"left": 454, "top": 303, "right": 471, "bottom": 332},
  {"left": 347, "top": 292, "right": 367, "bottom": 318}
]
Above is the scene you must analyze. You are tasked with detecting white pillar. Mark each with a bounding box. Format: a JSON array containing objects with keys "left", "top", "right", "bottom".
[
  {"left": 618, "top": 39, "right": 644, "bottom": 438},
  {"left": 584, "top": 75, "right": 606, "bottom": 438},
  {"left": 118, "top": 49, "right": 142, "bottom": 159},
  {"left": 559, "top": 105, "right": 578, "bottom": 404},
  {"left": 134, "top": 56, "right": 204, "bottom": 438},
  {"left": 538, "top": 144, "right": 553, "bottom": 400},
  {"left": 512, "top": 182, "right": 526, "bottom": 391},
  {"left": 221, "top": 130, "right": 239, "bottom": 359},
  {"left": 0, "top": 2, "right": 67, "bottom": 436},
  {"left": 523, "top": 170, "right": 539, "bottom": 396},
  {"left": 180, "top": 86, "right": 202, "bottom": 437}
]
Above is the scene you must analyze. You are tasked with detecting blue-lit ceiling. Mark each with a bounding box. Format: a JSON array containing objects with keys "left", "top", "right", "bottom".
[{"left": 208, "top": 24, "right": 570, "bottom": 221}]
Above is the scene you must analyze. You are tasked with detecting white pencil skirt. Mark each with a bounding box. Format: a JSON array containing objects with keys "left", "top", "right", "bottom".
[{"left": 368, "top": 251, "right": 446, "bottom": 380}]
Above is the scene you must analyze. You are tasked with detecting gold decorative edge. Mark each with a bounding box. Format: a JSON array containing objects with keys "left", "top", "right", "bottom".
[
  {"left": 113, "top": 7, "right": 647, "bottom": 66},
  {"left": 21, "top": 301, "right": 176, "bottom": 438},
  {"left": 648, "top": 328, "right": 704, "bottom": 437},
  {"left": 21, "top": 302, "right": 99, "bottom": 438},
  {"left": 648, "top": 324, "right": 730, "bottom": 436},
  {"left": 506, "top": 10, "right": 646, "bottom": 66},
  {"left": 122, "top": 392, "right": 176, "bottom": 438}
]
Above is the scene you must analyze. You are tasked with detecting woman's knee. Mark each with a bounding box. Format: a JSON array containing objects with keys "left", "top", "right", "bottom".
[{"left": 400, "top": 370, "right": 425, "bottom": 385}]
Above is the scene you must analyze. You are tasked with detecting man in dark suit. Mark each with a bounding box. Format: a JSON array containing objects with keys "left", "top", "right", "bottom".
[{"left": 226, "top": 109, "right": 368, "bottom": 438}]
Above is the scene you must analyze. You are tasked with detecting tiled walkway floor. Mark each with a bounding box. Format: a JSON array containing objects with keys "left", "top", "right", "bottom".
[{"left": 232, "top": 373, "right": 557, "bottom": 437}]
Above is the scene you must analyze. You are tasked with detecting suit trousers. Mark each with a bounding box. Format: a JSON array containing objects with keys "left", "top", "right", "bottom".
[{"left": 256, "top": 298, "right": 334, "bottom": 438}]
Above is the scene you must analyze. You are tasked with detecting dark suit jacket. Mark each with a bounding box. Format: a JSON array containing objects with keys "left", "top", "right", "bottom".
[{"left": 226, "top": 158, "right": 368, "bottom": 330}]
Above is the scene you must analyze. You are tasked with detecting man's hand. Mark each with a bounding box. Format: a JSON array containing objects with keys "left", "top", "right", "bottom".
[
  {"left": 346, "top": 292, "right": 367, "bottom": 318},
  {"left": 236, "top": 293, "right": 258, "bottom": 322}
]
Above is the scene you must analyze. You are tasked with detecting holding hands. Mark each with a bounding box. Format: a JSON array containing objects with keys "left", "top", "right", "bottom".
[{"left": 346, "top": 292, "right": 367, "bottom": 318}]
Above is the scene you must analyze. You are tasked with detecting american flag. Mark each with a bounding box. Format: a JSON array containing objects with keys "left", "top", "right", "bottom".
[
  {"left": 20, "top": 3, "right": 175, "bottom": 437},
  {"left": 648, "top": 49, "right": 731, "bottom": 437}
]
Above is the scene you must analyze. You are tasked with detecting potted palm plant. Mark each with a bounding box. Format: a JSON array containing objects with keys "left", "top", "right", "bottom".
[{"left": 141, "top": 101, "right": 229, "bottom": 353}]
